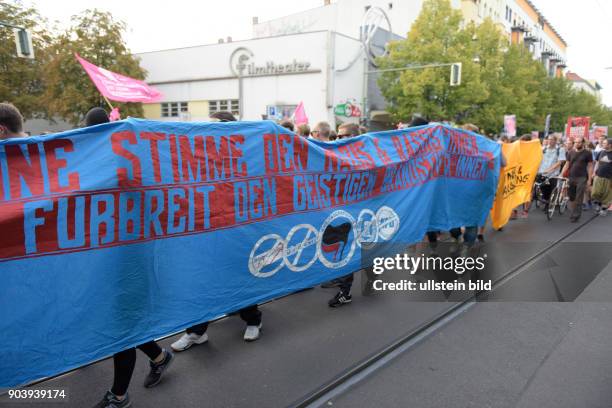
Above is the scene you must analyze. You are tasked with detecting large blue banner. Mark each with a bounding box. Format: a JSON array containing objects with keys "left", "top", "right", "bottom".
[{"left": 0, "top": 119, "right": 500, "bottom": 386}]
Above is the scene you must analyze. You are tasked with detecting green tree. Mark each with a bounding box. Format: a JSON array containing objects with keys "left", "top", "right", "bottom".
[
  {"left": 0, "top": 1, "right": 52, "bottom": 119},
  {"left": 377, "top": 0, "right": 488, "bottom": 123},
  {"left": 42, "top": 9, "right": 145, "bottom": 125},
  {"left": 377, "top": 0, "right": 612, "bottom": 135}
]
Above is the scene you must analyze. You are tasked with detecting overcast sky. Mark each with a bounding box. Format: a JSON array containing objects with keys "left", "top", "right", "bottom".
[{"left": 28, "top": 0, "right": 612, "bottom": 105}]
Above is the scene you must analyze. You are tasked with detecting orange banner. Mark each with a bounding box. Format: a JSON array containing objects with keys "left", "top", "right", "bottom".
[{"left": 490, "top": 140, "right": 543, "bottom": 229}]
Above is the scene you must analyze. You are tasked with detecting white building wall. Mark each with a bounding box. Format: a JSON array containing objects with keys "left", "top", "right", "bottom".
[
  {"left": 137, "top": 31, "right": 363, "bottom": 125},
  {"left": 253, "top": 0, "right": 461, "bottom": 40}
]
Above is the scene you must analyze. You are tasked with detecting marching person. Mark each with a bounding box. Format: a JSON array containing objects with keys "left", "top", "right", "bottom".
[
  {"left": 172, "top": 111, "right": 263, "bottom": 350},
  {"left": 85, "top": 107, "right": 111, "bottom": 127},
  {"left": 592, "top": 138, "right": 611, "bottom": 217},
  {"left": 535, "top": 134, "right": 565, "bottom": 204},
  {"left": 95, "top": 343, "right": 174, "bottom": 408},
  {"left": 310, "top": 121, "right": 332, "bottom": 141},
  {"left": 562, "top": 136, "right": 593, "bottom": 222},
  {"left": 327, "top": 123, "right": 363, "bottom": 307},
  {"left": 0, "top": 102, "right": 27, "bottom": 139}
]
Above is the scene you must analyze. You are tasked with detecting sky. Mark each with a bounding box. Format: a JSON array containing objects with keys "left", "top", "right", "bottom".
[{"left": 27, "top": 0, "right": 612, "bottom": 105}]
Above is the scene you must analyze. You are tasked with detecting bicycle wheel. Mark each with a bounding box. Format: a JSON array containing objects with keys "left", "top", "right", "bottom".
[{"left": 547, "top": 189, "right": 558, "bottom": 220}]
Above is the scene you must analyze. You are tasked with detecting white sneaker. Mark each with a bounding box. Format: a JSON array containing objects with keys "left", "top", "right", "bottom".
[
  {"left": 171, "top": 332, "right": 208, "bottom": 352},
  {"left": 243, "top": 324, "right": 262, "bottom": 342}
]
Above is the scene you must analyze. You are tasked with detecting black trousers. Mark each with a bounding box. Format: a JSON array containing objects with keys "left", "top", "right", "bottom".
[
  {"left": 186, "top": 305, "right": 262, "bottom": 336},
  {"left": 112, "top": 341, "right": 162, "bottom": 396},
  {"left": 338, "top": 273, "right": 354, "bottom": 295}
]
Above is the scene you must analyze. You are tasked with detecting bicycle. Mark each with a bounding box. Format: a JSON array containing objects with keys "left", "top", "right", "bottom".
[
  {"left": 546, "top": 177, "right": 569, "bottom": 220},
  {"left": 531, "top": 174, "right": 548, "bottom": 209}
]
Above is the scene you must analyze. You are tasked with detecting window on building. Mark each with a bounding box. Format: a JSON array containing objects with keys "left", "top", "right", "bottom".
[
  {"left": 161, "top": 102, "right": 188, "bottom": 118},
  {"left": 209, "top": 99, "right": 240, "bottom": 116}
]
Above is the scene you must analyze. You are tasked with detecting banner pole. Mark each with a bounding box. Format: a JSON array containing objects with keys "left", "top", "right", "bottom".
[{"left": 102, "top": 95, "right": 114, "bottom": 111}]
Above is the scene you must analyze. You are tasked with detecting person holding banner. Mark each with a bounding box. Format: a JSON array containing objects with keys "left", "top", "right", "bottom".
[
  {"left": 95, "top": 343, "right": 174, "bottom": 408},
  {"left": 0, "top": 103, "right": 26, "bottom": 139},
  {"left": 327, "top": 123, "right": 364, "bottom": 307},
  {"left": 171, "top": 111, "right": 264, "bottom": 350},
  {"left": 562, "top": 137, "right": 594, "bottom": 222},
  {"left": 85, "top": 107, "right": 111, "bottom": 127}
]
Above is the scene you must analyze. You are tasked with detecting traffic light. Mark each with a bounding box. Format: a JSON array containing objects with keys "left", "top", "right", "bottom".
[
  {"left": 14, "top": 28, "right": 34, "bottom": 59},
  {"left": 450, "top": 62, "right": 462, "bottom": 86}
]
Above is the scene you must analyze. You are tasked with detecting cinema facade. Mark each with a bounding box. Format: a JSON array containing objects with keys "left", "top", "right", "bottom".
[{"left": 136, "top": 30, "right": 373, "bottom": 128}]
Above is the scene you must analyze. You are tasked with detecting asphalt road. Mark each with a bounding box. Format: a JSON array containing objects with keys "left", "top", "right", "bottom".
[{"left": 1, "top": 208, "right": 610, "bottom": 408}]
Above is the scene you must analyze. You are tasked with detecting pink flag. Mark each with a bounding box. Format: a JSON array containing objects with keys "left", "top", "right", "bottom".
[
  {"left": 109, "top": 107, "right": 121, "bottom": 121},
  {"left": 76, "top": 54, "right": 162, "bottom": 103},
  {"left": 293, "top": 101, "right": 308, "bottom": 126}
]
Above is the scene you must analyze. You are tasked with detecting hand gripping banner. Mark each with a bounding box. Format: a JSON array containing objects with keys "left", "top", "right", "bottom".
[{"left": 0, "top": 120, "right": 500, "bottom": 386}]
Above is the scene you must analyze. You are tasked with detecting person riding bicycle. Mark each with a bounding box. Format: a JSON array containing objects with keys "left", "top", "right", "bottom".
[{"left": 537, "top": 134, "right": 566, "bottom": 202}]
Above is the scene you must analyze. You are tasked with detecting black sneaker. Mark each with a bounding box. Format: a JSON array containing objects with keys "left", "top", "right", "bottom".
[
  {"left": 477, "top": 234, "right": 485, "bottom": 243},
  {"left": 93, "top": 390, "right": 131, "bottom": 408},
  {"left": 144, "top": 349, "right": 174, "bottom": 388},
  {"left": 328, "top": 292, "right": 352, "bottom": 308}
]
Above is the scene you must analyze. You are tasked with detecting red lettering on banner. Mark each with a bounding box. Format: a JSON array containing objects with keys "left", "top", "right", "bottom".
[
  {"left": 324, "top": 150, "right": 339, "bottom": 172},
  {"left": 392, "top": 136, "right": 407, "bottom": 161},
  {"left": 140, "top": 132, "right": 166, "bottom": 183},
  {"left": 263, "top": 134, "right": 308, "bottom": 174},
  {"left": 278, "top": 134, "right": 292, "bottom": 172},
  {"left": 5, "top": 144, "right": 44, "bottom": 199},
  {"left": 111, "top": 131, "right": 142, "bottom": 187},
  {"left": 349, "top": 141, "right": 375, "bottom": 168},
  {"left": 179, "top": 135, "right": 206, "bottom": 182},
  {"left": 206, "top": 136, "right": 231, "bottom": 180},
  {"left": 293, "top": 136, "right": 309, "bottom": 171},
  {"left": 44, "top": 139, "right": 80, "bottom": 193},
  {"left": 168, "top": 134, "right": 180, "bottom": 183},
  {"left": 229, "top": 135, "right": 247, "bottom": 177},
  {"left": 263, "top": 134, "right": 278, "bottom": 174},
  {"left": 372, "top": 138, "right": 391, "bottom": 164}
]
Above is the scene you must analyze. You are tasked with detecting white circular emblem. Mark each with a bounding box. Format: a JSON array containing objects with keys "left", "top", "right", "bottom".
[
  {"left": 248, "top": 234, "right": 286, "bottom": 278},
  {"left": 282, "top": 224, "right": 319, "bottom": 272},
  {"left": 316, "top": 210, "right": 356, "bottom": 269},
  {"left": 376, "top": 206, "right": 400, "bottom": 241}
]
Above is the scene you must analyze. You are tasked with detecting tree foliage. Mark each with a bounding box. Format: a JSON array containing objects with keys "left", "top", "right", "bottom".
[
  {"left": 42, "top": 9, "right": 145, "bottom": 125},
  {"left": 378, "top": 0, "right": 612, "bottom": 135},
  {"left": 0, "top": 1, "right": 52, "bottom": 119}
]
